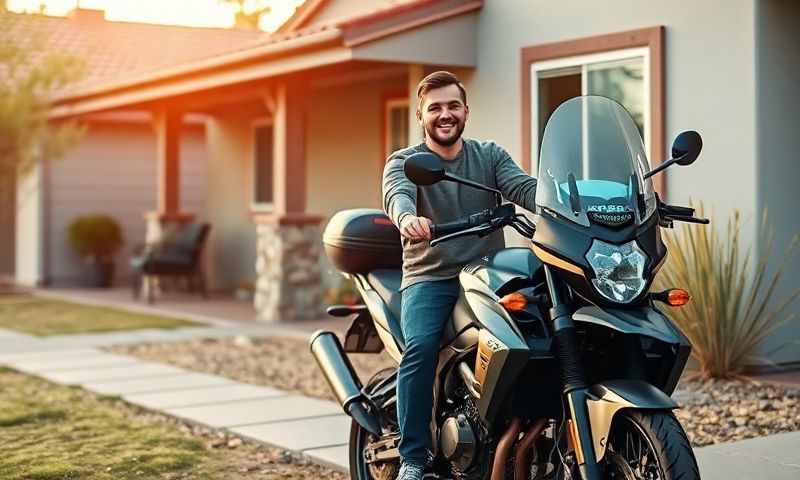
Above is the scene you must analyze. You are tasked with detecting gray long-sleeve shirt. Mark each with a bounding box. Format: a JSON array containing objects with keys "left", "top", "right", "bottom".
[{"left": 382, "top": 138, "right": 537, "bottom": 291}]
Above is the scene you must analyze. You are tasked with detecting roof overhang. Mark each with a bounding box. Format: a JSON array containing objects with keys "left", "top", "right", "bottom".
[{"left": 50, "top": 0, "right": 482, "bottom": 119}]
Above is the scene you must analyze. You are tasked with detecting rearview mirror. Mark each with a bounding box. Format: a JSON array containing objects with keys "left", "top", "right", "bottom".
[
  {"left": 671, "top": 130, "right": 702, "bottom": 166},
  {"left": 404, "top": 152, "right": 445, "bottom": 186},
  {"left": 643, "top": 130, "right": 703, "bottom": 179}
]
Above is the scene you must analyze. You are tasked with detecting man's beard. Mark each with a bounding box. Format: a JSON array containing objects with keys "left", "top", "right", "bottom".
[{"left": 424, "top": 119, "right": 465, "bottom": 147}]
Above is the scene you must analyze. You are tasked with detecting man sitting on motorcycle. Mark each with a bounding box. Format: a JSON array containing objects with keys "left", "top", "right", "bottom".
[{"left": 382, "top": 70, "right": 539, "bottom": 480}]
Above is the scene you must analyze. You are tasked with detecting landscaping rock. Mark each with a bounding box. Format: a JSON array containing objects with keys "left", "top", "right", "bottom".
[{"left": 111, "top": 338, "right": 800, "bottom": 449}]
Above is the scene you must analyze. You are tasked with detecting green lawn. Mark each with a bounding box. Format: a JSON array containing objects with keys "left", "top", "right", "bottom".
[
  {"left": 0, "top": 368, "right": 218, "bottom": 479},
  {"left": 0, "top": 294, "right": 199, "bottom": 336}
]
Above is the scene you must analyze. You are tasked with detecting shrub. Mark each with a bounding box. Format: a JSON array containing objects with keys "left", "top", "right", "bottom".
[
  {"left": 655, "top": 204, "right": 799, "bottom": 378},
  {"left": 67, "top": 214, "right": 124, "bottom": 262}
]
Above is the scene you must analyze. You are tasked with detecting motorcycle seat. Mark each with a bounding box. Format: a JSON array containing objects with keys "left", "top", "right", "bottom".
[{"left": 366, "top": 269, "right": 464, "bottom": 351}]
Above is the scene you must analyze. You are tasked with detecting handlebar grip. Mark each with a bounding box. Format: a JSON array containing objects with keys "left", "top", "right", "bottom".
[{"left": 431, "top": 218, "right": 472, "bottom": 239}]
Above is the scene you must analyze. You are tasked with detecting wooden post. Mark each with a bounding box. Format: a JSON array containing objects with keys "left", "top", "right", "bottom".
[
  {"left": 153, "top": 107, "right": 183, "bottom": 215},
  {"left": 272, "top": 82, "right": 309, "bottom": 217}
]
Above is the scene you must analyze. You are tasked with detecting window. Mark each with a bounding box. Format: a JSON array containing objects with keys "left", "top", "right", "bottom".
[
  {"left": 520, "top": 27, "right": 665, "bottom": 194},
  {"left": 384, "top": 98, "right": 409, "bottom": 159},
  {"left": 252, "top": 119, "right": 274, "bottom": 209},
  {"left": 532, "top": 47, "right": 650, "bottom": 171}
]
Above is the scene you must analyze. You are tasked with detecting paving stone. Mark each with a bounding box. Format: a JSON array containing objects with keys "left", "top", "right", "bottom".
[
  {"left": 84, "top": 372, "right": 233, "bottom": 395},
  {"left": 42, "top": 332, "right": 158, "bottom": 347},
  {"left": 10, "top": 353, "right": 139, "bottom": 373},
  {"left": 124, "top": 383, "right": 286, "bottom": 409},
  {"left": 303, "top": 444, "right": 349, "bottom": 471},
  {"left": 696, "top": 431, "right": 800, "bottom": 480},
  {"left": 38, "top": 362, "right": 188, "bottom": 384},
  {"left": 0, "top": 328, "right": 36, "bottom": 340},
  {"left": 166, "top": 395, "right": 341, "bottom": 428},
  {"left": 0, "top": 348, "right": 102, "bottom": 363},
  {"left": 232, "top": 414, "right": 350, "bottom": 451}
]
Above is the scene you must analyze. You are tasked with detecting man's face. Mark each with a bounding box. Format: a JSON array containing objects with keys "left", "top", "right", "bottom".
[{"left": 418, "top": 84, "right": 469, "bottom": 147}]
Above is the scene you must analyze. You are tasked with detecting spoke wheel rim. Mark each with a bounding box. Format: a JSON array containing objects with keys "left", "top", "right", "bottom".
[{"left": 606, "top": 416, "right": 663, "bottom": 480}]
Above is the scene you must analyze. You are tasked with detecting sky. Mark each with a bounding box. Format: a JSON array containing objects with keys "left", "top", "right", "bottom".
[{"left": 7, "top": 0, "right": 306, "bottom": 32}]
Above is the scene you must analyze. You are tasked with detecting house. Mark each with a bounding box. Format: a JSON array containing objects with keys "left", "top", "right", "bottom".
[{"left": 4, "top": 1, "right": 798, "bottom": 363}]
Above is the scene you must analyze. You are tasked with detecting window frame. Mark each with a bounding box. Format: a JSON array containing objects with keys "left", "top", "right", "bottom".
[
  {"left": 383, "top": 95, "right": 410, "bottom": 160},
  {"left": 251, "top": 116, "right": 275, "bottom": 213},
  {"left": 521, "top": 27, "right": 665, "bottom": 195}
]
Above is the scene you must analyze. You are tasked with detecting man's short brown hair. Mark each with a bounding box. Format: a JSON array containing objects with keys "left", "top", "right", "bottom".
[{"left": 416, "top": 70, "right": 467, "bottom": 107}]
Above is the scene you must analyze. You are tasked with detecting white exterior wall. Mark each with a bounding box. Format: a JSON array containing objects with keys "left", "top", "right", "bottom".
[
  {"left": 15, "top": 163, "right": 43, "bottom": 286},
  {"left": 754, "top": 0, "right": 800, "bottom": 364},
  {"left": 46, "top": 119, "right": 207, "bottom": 286},
  {"left": 464, "top": 0, "right": 758, "bottom": 243}
]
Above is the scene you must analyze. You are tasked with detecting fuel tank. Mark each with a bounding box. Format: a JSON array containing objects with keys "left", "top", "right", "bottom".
[{"left": 461, "top": 247, "right": 544, "bottom": 295}]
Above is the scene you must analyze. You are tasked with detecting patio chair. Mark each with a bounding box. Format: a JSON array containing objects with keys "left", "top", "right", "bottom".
[{"left": 130, "top": 222, "right": 211, "bottom": 304}]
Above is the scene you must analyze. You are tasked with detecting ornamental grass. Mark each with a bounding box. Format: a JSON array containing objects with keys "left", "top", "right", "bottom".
[{"left": 656, "top": 204, "right": 799, "bottom": 379}]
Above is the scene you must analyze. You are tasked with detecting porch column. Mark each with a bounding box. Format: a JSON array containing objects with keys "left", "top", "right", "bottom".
[
  {"left": 254, "top": 82, "right": 324, "bottom": 322},
  {"left": 145, "top": 107, "right": 194, "bottom": 244}
]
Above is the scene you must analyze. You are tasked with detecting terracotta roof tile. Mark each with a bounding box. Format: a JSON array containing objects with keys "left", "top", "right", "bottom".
[{"left": 4, "top": 10, "right": 269, "bottom": 92}]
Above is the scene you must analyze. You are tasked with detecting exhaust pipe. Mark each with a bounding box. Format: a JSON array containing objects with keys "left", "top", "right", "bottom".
[{"left": 309, "top": 330, "right": 382, "bottom": 436}]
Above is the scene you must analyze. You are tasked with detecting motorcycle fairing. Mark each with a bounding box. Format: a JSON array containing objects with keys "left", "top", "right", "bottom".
[
  {"left": 585, "top": 379, "right": 678, "bottom": 463},
  {"left": 572, "top": 306, "right": 685, "bottom": 344},
  {"left": 572, "top": 305, "right": 691, "bottom": 394},
  {"left": 532, "top": 213, "right": 667, "bottom": 307},
  {"left": 459, "top": 271, "right": 529, "bottom": 425}
]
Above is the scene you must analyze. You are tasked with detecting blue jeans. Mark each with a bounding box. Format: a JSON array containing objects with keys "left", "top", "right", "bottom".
[{"left": 396, "top": 278, "right": 461, "bottom": 465}]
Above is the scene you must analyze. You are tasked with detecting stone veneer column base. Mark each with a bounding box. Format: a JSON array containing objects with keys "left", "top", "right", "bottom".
[{"left": 254, "top": 216, "right": 324, "bottom": 322}]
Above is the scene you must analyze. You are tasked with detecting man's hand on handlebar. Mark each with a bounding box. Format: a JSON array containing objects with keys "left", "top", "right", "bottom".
[{"left": 400, "top": 215, "right": 433, "bottom": 241}]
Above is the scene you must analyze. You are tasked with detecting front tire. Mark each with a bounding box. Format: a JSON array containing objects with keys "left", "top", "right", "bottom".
[{"left": 606, "top": 410, "right": 699, "bottom": 480}]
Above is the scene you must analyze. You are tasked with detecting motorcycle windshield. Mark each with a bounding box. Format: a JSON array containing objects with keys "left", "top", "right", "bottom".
[{"left": 535, "top": 96, "right": 656, "bottom": 228}]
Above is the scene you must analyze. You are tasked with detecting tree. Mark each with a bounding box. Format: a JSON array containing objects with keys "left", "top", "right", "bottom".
[
  {"left": 0, "top": 11, "right": 85, "bottom": 192},
  {"left": 218, "top": 0, "right": 272, "bottom": 30}
]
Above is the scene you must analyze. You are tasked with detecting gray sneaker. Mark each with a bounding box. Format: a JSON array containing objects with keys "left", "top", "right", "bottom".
[{"left": 396, "top": 461, "right": 425, "bottom": 480}]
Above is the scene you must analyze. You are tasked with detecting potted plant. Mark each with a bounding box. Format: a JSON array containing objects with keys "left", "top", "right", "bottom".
[{"left": 67, "top": 214, "right": 124, "bottom": 288}]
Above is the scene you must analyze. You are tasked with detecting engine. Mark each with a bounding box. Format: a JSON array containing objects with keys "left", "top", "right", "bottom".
[{"left": 438, "top": 384, "right": 487, "bottom": 477}]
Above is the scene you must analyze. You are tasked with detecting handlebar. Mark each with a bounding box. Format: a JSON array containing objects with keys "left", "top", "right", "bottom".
[
  {"left": 657, "top": 199, "right": 710, "bottom": 226},
  {"left": 430, "top": 218, "right": 474, "bottom": 239},
  {"left": 428, "top": 204, "right": 535, "bottom": 247}
]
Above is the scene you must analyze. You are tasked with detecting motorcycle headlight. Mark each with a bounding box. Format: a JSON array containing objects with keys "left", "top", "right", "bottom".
[{"left": 585, "top": 239, "right": 648, "bottom": 303}]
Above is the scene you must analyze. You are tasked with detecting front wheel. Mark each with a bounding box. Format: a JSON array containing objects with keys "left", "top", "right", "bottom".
[{"left": 605, "top": 410, "right": 699, "bottom": 480}]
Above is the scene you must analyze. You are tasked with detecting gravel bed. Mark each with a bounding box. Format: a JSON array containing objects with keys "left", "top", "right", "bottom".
[
  {"left": 674, "top": 378, "right": 800, "bottom": 447},
  {"left": 110, "top": 335, "right": 395, "bottom": 401},
  {"left": 110, "top": 337, "right": 800, "bottom": 448}
]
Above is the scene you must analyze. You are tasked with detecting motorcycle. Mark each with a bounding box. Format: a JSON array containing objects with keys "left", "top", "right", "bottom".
[{"left": 312, "top": 95, "right": 707, "bottom": 479}]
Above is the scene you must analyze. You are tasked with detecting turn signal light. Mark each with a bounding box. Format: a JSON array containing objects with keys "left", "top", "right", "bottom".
[
  {"left": 667, "top": 289, "right": 691, "bottom": 306},
  {"left": 499, "top": 292, "right": 528, "bottom": 313},
  {"left": 652, "top": 288, "right": 691, "bottom": 306}
]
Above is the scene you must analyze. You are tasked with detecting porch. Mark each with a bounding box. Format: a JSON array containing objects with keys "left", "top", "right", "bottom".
[{"left": 47, "top": 1, "right": 481, "bottom": 321}]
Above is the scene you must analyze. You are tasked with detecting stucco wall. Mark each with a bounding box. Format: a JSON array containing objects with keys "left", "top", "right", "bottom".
[
  {"left": 204, "top": 110, "right": 260, "bottom": 291},
  {"left": 755, "top": 0, "right": 800, "bottom": 364},
  {"left": 46, "top": 119, "right": 207, "bottom": 286},
  {"left": 306, "top": 73, "right": 408, "bottom": 286},
  {"left": 464, "top": 0, "right": 758, "bottom": 240}
]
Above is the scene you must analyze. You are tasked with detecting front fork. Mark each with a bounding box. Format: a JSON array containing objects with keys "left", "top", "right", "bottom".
[{"left": 543, "top": 265, "right": 602, "bottom": 480}]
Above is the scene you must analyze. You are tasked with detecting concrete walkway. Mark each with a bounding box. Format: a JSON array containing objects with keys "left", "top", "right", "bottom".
[
  {"left": 0, "top": 330, "right": 352, "bottom": 471},
  {"left": 1, "top": 325, "right": 799, "bottom": 476}
]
